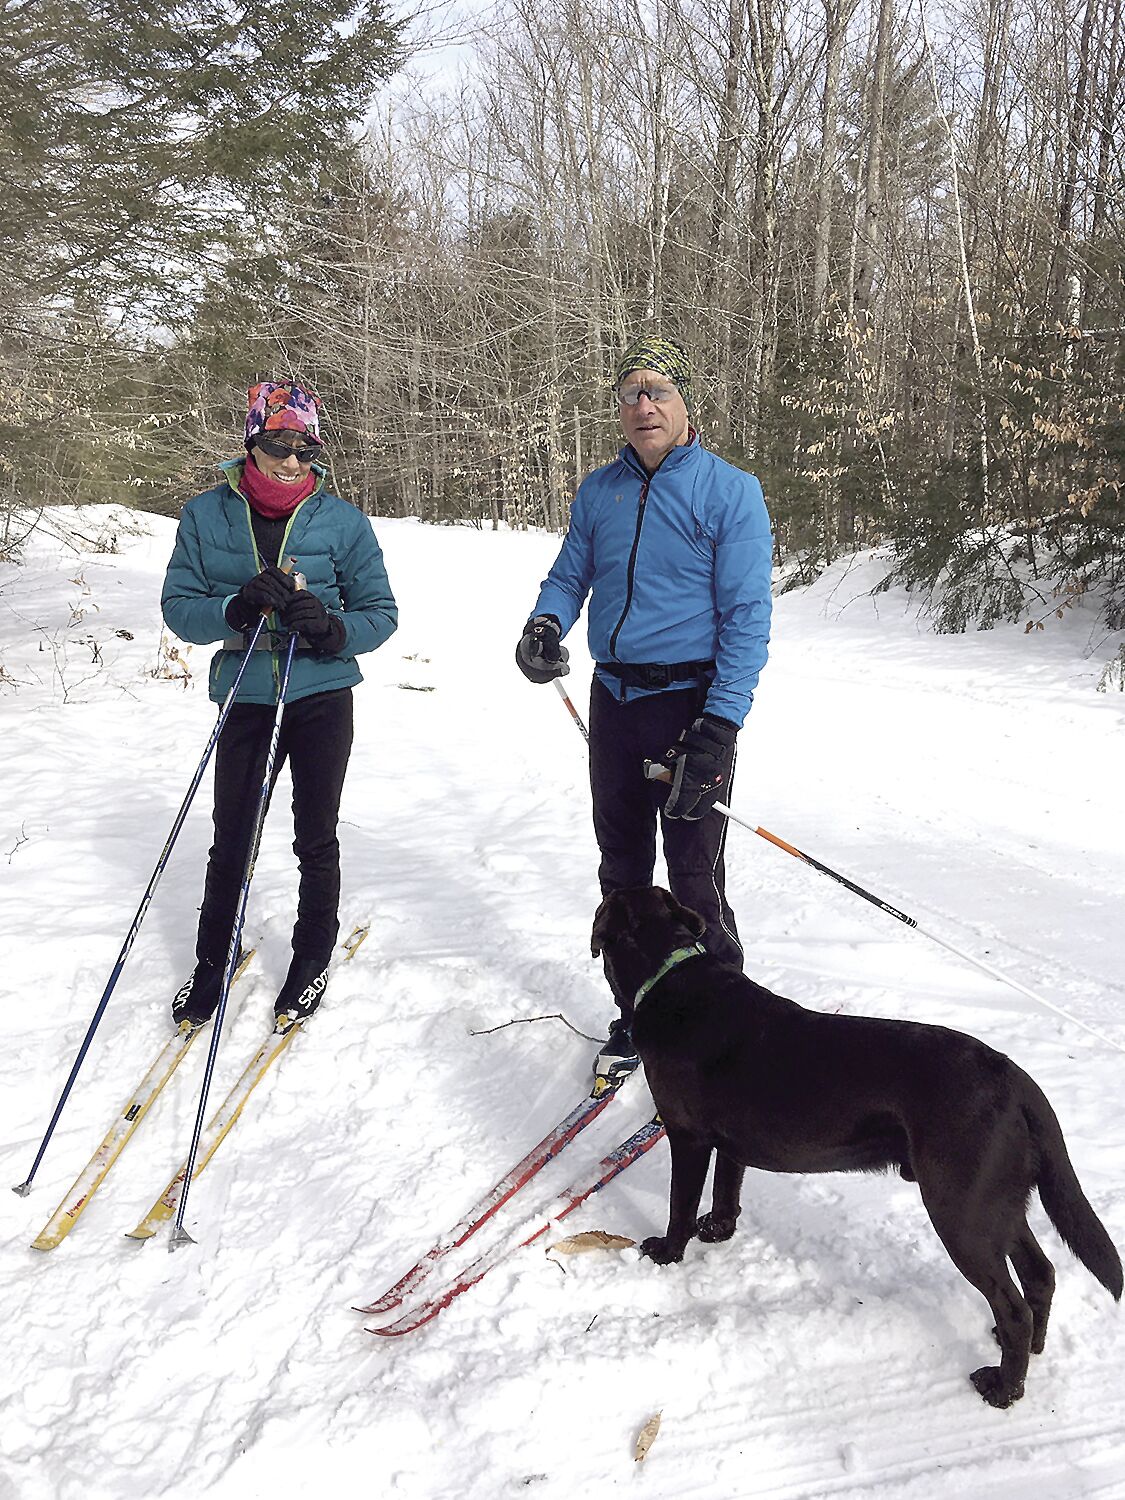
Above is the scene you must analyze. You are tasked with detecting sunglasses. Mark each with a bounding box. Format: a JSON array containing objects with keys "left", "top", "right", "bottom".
[
  {"left": 255, "top": 435, "right": 321, "bottom": 464},
  {"left": 617, "top": 381, "right": 679, "bottom": 406}
]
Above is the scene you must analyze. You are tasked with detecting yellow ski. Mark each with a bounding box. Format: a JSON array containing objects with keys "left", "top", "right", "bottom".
[
  {"left": 126, "top": 924, "right": 369, "bottom": 1242},
  {"left": 124, "top": 1023, "right": 300, "bottom": 1241},
  {"left": 31, "top": 948, "right": 256, "bottom": 1251}
]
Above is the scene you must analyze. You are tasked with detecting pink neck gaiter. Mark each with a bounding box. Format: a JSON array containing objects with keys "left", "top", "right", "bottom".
[{"left": 238, "top": 454, "right": 317, "bottom": 519}]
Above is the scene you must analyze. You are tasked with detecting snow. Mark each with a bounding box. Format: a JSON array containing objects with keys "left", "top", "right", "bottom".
[{"left": 1, "top": 505, "right": 1123, "bottom": 1500}]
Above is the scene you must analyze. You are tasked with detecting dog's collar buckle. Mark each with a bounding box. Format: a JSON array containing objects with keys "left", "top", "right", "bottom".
[{"left": 634, "top": 942, "right": 707, "bottom": 1005}]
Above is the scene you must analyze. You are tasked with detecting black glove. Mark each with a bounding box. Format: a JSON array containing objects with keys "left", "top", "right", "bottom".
[
  {"left": 279, "top": 589, "right": 347, "bottom": 655},
  {"left": 662, "top": 715, "right": 738, "bottom": 820},
  {"left": 515, "top": 614, "right": 570, "bottom": 684},
  {"left": 225, "top": 565, "right": 295, "bottom": 631}
]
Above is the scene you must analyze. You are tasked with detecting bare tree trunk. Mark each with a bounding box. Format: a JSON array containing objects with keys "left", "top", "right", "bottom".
[
  {"left": 1090, "top": 0, "right": 1121, "bottom": 268},
  {"left": 812, "top": 0, "right": 855, "bottom": 325},
  {"left": 708, "top": 0, "right": 746, "bottom": 443},
  {"left": 746, "top": 0, "right": 781, "bottom": 443},
  {"left": 1050, "top": 0, "right": 1098, "bottom": 316},
  {"left": 853, "top": 0, "right": 894, "bottom": 317},
  {"left": 922, "top": 7, "right": 989, "bottom": 516}
]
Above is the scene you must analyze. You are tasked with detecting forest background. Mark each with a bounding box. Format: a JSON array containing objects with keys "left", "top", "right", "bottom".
[{"left": 3, "top": 0, "right": 1123, "bottom": 633}]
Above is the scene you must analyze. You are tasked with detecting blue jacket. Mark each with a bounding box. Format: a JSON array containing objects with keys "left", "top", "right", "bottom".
[
  {"left": 162, "top": 460, "right": 398, "bottom": 705},
  {"left": 532, "top": 438, "right": 772, "bottom": 726}
]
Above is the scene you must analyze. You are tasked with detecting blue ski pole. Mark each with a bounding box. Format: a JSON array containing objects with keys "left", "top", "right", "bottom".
[
  {"left": 15, "top": 583, "right": 286, "bottom": 1196},
  {"left": 169, "top": 626, "right": 300, "bottom": 1248}
]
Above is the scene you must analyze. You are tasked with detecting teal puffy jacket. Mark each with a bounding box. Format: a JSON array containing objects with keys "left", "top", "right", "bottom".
[{"left": 162, "top": 460, "right": 398, "bottom": 705}]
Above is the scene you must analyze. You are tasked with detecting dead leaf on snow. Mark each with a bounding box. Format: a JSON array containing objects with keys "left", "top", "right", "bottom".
[
  {"left": 546, "top": 1230, "right": 636, "bottom": 1256},
  {"left": 634, "top": 1412, "right": 662, "bottom": 1463}
]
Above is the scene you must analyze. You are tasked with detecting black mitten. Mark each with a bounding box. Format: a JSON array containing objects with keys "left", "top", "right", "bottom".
[
  {"left": 280, "top": 589, "right": 347, "bottom": 655},
  {"left": 225, "top": 565, "right": 295, "bottom": 630},
  {"left": 515, "top": 614, "right": 570, "bottom": 684},
  {"left": 663, "top": 715, "right": 737, "bottom": 820}
]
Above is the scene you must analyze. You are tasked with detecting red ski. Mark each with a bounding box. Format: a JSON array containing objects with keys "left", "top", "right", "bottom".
[
  {"left": 356, "top": 1076, "right": 625, "bottom": 1318},
  {"left": 365, "top": 1115, "right": 666, "bottom": 1337}
]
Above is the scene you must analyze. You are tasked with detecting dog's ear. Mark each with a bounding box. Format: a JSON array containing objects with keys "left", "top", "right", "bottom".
[
  {"left": 591, "top": 894, "right": 621, "bottom": 957},
  {"left": 659, "top": 887, "right": 707, "bottom": 939}
]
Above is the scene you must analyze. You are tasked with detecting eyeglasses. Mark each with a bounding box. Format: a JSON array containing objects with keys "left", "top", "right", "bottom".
[
  {"left": 617, "top": 381, "right": 679, "bottom": 406},
  {"left": 255, "top": 435, "right": 320, "bottom": 464}
]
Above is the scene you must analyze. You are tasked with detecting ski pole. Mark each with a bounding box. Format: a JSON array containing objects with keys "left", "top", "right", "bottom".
[
  {"left": 547, "top": 679, "right": 1120, "bottom": 1052},
  {"left": 553, "top": 679, "right": 589, "bottom": 743},
  {"left": 14, "top": 610, "right": 275, "bottom": 1198},
  {"left": 169, "top": 626, "right": 301, "bottom": 1249},
  {"left": 640, "top": 760, "right": 1123, "bottom": 1054}
]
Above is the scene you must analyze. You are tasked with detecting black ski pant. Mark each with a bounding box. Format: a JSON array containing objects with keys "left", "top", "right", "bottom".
[
  {"left": 588, "top": 676, "right": 742, "bottom": 1011},
  {"left": 196, "top": 687, "right": 354, "bottom": 967}
]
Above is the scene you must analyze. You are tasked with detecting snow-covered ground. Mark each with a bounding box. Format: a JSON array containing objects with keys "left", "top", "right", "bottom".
[{"left": 1, "top": 506, "right": 1123, "bottom": 1500}]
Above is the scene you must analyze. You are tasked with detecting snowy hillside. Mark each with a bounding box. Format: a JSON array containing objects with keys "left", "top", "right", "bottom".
[{"left": 1, "top": 506, "right": 1123, "bottom": 1500}]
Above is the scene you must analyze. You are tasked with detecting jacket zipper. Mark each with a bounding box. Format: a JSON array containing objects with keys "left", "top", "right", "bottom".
[
  {"left": 232, "top": 482, "right": 308, "bottom": 701},
  {"left": 269, "top": 507, "right": 307, "bottom": 699},
  {"left": 608, "top": 476, "right": 649, "bottom": 660}
]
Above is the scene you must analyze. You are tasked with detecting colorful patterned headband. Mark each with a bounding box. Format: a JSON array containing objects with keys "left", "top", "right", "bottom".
[{"left": 245, "top": 381, "right": 324, "bottom": 448}]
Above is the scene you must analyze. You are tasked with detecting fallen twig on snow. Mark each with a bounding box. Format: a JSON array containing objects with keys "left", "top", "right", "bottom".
[{"left": 470, "top": 1013, "right": 601, "bottom": 1042}]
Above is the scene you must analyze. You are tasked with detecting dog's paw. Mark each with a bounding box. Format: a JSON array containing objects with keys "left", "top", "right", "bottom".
[
  {"left": 970, "top": 1365, "right": 1024, "bottom": 1409},
  {"left": 640, "top": 1236, "right": 685, "bottom": 1265},
  {"left": 696, "top": 1212, "right": 738, "bottom": 1243}
]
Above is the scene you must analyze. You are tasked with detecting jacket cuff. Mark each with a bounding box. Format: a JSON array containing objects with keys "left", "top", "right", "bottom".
[{"left": 224, "top": 593, "right": 252, "bottom": 632}]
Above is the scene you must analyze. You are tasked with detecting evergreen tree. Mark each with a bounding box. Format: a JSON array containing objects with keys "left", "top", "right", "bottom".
[
  {"left": 2, "top": 0, "right": 403, "bottom": 315},
  {"left": 0, "top": 0, "right": 403, "bottom": 518}
]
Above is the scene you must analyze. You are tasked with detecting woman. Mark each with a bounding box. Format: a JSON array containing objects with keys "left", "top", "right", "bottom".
[{"left": 162, "top": 379, "right": 397, "bottom": 1025}]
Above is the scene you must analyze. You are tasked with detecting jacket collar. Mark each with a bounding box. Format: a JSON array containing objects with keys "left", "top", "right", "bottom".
[
  {"left": 619, "top": 429, "right": 700, "bottom": 482},
  {"left": 219, "top": 456, "right": 327, "bottom": 503}
]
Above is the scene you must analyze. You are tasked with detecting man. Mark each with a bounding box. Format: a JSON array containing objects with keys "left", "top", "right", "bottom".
[
  {"left": 162, "top": 379, "right": 398, "bottom": 1027},
  {"left": 515, "top": 334, "right": 773, "bottom": 1080}
]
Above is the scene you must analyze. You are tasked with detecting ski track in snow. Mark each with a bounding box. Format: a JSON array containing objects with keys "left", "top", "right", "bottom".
[{"left": 1, "top": 507, "right": 1123, "bottom": 1500}]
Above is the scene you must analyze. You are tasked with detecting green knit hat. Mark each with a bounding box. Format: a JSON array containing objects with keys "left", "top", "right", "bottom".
[{"left": 614, "top": 334, "right": 693, "bottom": 407}]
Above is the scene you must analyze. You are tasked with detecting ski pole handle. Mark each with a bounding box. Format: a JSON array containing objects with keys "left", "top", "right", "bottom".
[
  {"left": 644, "top": 757, "right": 738, "bottom": 828},
  {"left": 272, "top": 556, "right": 306, "bottom": 604},
  {"left": 259, "top": 558, "right": 304, "bottom": 615}
]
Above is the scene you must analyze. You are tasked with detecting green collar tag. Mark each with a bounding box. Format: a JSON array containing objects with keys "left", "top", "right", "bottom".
[{"left": 634, "top": 943, "right": 707, "bottom": 1005}]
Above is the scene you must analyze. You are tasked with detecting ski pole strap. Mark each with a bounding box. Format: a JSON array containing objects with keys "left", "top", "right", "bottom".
[{"left": 597, "top": 659, "right": 714, "bottom": 691}]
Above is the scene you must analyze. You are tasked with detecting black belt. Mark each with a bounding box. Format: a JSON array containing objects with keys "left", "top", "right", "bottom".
[{"left": 597, "top": 659, "right": 715, "bottom": 691}]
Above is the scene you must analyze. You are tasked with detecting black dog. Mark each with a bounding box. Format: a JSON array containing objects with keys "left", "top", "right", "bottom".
[{"left": 591, "top": 886, "right": 1122, "bottom": 1408}]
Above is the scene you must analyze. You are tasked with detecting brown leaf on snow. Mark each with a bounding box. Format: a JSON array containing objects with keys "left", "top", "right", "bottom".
[
  {"left": 634, "top": 1412, "right": 662, "bottom": 1463},
  {"left": 546, "top": 1230, "right": 636, "bottom": 1255}
]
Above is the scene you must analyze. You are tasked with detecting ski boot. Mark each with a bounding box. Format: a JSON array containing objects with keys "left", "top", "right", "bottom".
[
  {"left": 274, "top": 952, "right": 330, "bottom": 1027},
  {"left": 592, "top": 1016, "right": 640, "bottom": 1089},
  {"left": 171, "top": 947, "right": 244, "bottom": 1028}
]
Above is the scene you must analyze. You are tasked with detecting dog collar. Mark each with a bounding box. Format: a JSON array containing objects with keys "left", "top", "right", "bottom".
[{"left": 635, "top": 943, "right": 707, "bottom": 1005}]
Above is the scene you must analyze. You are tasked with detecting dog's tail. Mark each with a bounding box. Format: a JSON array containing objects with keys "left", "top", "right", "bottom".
[{"left": 1024, "top": 1078, "right": 1123, "bottom": 1300}]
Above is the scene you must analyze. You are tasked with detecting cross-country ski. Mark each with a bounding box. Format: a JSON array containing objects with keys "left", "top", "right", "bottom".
[{"left": 30, "top": 950, "right": 257, "bottom": 1250}]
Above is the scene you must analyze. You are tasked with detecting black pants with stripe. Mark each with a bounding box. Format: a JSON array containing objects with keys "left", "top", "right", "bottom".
[
  {"left": 196, "top": 687, "right": 354, "bottom": 966},
  {"left": 588, "top": 676, "right": 742, "bottom": 1009}
]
